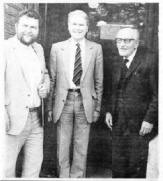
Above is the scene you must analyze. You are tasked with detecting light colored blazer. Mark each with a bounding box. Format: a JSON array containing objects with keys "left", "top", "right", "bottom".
[
  {"left": 4, "top": 37, "right": 50, "bottom": 135},
  {"left": 48, "top": 38, "right": 103, "bottom": 123}
]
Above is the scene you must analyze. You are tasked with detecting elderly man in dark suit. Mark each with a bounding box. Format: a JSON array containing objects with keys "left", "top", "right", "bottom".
[{"left": 105, "top": 27, "right": 158, "bottom": 178}]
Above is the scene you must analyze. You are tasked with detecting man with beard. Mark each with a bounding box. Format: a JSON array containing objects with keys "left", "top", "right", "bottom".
[
  {"left": 4, "top": 10, "right": 50, "bottom": 177},
  {"left": 105, "top": 27, "right": 158, "bottom": 178}
]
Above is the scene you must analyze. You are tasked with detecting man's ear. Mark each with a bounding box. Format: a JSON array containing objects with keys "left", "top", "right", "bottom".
[{"left": 135, "top": 40, "right": 139, "bottom": 48}]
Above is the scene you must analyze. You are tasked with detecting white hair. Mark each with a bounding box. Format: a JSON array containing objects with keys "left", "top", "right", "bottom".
[
  {"left": 116, "top": 27, "right": 140, "bottom": 40},
  {"left": 68, "top": 10, "right": 89, "bottom": 26}
]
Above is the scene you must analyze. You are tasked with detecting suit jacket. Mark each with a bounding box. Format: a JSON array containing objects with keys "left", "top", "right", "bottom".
[
  {"left": 48, "top": 38, "right": 103, "bottom": 123},
  {"left": 4, "top": 36, "right": 50, "bottom": 135},
  {"left": 109, "top": 47, "right": 158, "bottom": 132}
]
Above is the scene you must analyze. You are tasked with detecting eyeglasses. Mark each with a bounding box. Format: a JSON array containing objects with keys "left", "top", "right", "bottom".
[{"left": 115, "top": 38, "right": 136, "bottom": 44}]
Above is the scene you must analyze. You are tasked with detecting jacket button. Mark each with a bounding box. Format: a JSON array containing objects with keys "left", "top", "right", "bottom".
[
  {"left": 27, "top": 94, "right": 30, "bottom": 97},
  {"left": 25, "top": 106, "right": 28, "bottom": 108}
]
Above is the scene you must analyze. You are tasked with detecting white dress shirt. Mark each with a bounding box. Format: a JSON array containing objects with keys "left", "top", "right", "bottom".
[
  {"left": 68, "top": 38, "right": 86, "bottom": 89},
  {"left": 17, "top": 39, "right": 42, "bottom": 108}
]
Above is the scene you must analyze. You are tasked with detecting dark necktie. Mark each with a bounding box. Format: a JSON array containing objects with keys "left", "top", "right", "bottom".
[
  {"left": 123, "top": 58, "right": 129, "bottom": 68},
  {"left": 120, "top": 58, "right": 129, "bottom": 79},
  {"left": 73, "top": 43, "right": 83, "bottom": 86}
]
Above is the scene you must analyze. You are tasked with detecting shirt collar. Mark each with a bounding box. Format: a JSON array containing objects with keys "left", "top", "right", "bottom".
[
  {"left": 124, "top": 48, "right": 137, "bottom": 62},
  {"left": 70, "top": 38, "right": 85, "bottom": 48}
]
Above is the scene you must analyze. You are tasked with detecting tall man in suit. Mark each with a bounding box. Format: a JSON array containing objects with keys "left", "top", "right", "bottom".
[
  {"left": 4, "top": 10, "right": 50, "bottom": 177},
  {"left": 47, "top": 10, "right": 103, "bottom": 178},
  {"left": 105, "top": 27, "right": 158, "bottom": 178}
]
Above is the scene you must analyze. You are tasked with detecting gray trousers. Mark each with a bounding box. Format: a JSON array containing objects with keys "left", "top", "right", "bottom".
[
  {"left": 57, "top": 91, "right": 90, "bottom": 178},
  {"left": 5, "top": 110, "right": 43, "bottom": 178}
]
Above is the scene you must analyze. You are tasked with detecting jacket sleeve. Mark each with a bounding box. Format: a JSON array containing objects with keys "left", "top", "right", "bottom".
[
  {"left": 43, "top": 68, "right": 50, "bottom": 95},
  {"left": 103, "top": 58, "right": 114, "bottom": 115},
  {"left": 144, "top": 53, "right": 158, "bottom": 124},
  {"left": 40, "top": 44, "right": 50, "bottom": 96},
  {"left": 47, "top": 44, "right": 57, "bottom": 111},
  {"left": 94, "top": 44, "right": 104, "bottom": 113}
]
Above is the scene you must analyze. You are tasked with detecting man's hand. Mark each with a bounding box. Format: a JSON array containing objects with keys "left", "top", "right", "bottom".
[
  {"left": 93, "top": 111, "right": 100, "bottom": 123},
  {"left": 38, "top": 83, "right": 48, "bottom": 98},
  {"left": 48, "top": 110, "right": 53, "bottom": 122},
  {"left": 139, "top": 121, "right": 153, "bottom": 136},
  {"left": 105, "top": 112, "right": 112, "bottom": 130}
]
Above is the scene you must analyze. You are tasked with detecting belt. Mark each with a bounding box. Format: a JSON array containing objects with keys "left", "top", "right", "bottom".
[
  {"left": 29, "top": 107, "right": 40, "bottom": 112},
  {"left": 68, "top": 89, "right": 80, "bottom": 93}
]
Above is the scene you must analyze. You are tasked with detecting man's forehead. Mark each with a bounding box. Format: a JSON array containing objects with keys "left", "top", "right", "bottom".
[
  {"left": 69, "top": 15, "right": 86, "bottom": 22},
  {"left": 116, "top": 28, "right": 138, "bottom": 39}
]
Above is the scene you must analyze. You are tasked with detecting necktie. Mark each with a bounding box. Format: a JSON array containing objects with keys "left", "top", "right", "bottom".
[
  {"left": 123, "top": 58, "right": 129, "bottom": 68},
  {"left": 72, "top": 43, "right": 83, "bottom": 86},
  {"left": 121, "top": 58, "right": 129, "bottom": 78}
]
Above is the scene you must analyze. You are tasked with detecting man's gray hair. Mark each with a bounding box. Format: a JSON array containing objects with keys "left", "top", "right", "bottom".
[
  {"left": 119, "top": 27, "right": 140, "bottom": 40},
  {"left": 68, "top": 10, "right": 89, "bottom": 26}
]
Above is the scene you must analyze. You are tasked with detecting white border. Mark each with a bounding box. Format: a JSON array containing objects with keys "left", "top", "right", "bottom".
[{"left": 0, "top": 1, "right": 162, "bottom": 181}]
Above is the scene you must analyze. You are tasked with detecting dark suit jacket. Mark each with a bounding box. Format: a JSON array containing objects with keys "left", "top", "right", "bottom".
[{"left": 108, "top": 47, "right": 158, "bottom": 134}]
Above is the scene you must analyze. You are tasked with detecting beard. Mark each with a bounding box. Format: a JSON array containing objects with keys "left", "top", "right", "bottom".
[{"left": 17, "top": 33, "right": 38, "bottom": 46}]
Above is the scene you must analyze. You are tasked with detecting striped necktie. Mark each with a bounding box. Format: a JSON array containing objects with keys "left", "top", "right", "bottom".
[{"left": 72, "top": 43, "right": 83, "bottom": 86}]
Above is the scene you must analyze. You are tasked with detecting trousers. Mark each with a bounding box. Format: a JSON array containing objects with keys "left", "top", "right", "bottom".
[
  {"left": 112, "top": 110, "right": 149, "bottom": 178},
  {"left": 5, "top": 110, "right": 43, "bottom": 178},
  {"left": 57, "top": 91, "right": 90, "bottom": 178}
]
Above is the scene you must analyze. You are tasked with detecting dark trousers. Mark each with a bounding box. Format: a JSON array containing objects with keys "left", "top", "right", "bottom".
[{"left": 112, "top": 111, "right": 149, "bottom": 178}]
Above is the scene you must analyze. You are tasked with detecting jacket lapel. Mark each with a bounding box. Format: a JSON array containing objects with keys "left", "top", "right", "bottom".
[
  {"left": 60, "top": 40, "right": 71, "bottom": 82},
  {"left": 116, "top": 59, "right": 123, "bottom": 83},
  {"left": 113, "top": 57, "right": 123, "bottom": 87},
  {"left": 12, "top": 38, "right": 31, "bottom": 90},
  {"left": 12, "top": 37, "right": 44, "bottom": 89},
  {"left": 31, "top": 43, "right": 44, "bottom": 72},
  {"left": 81, "top": 39, "right": 93, "bottom": 81},
  {"left": 125, "top": 51, "right": 142, "bottom": 79}
]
